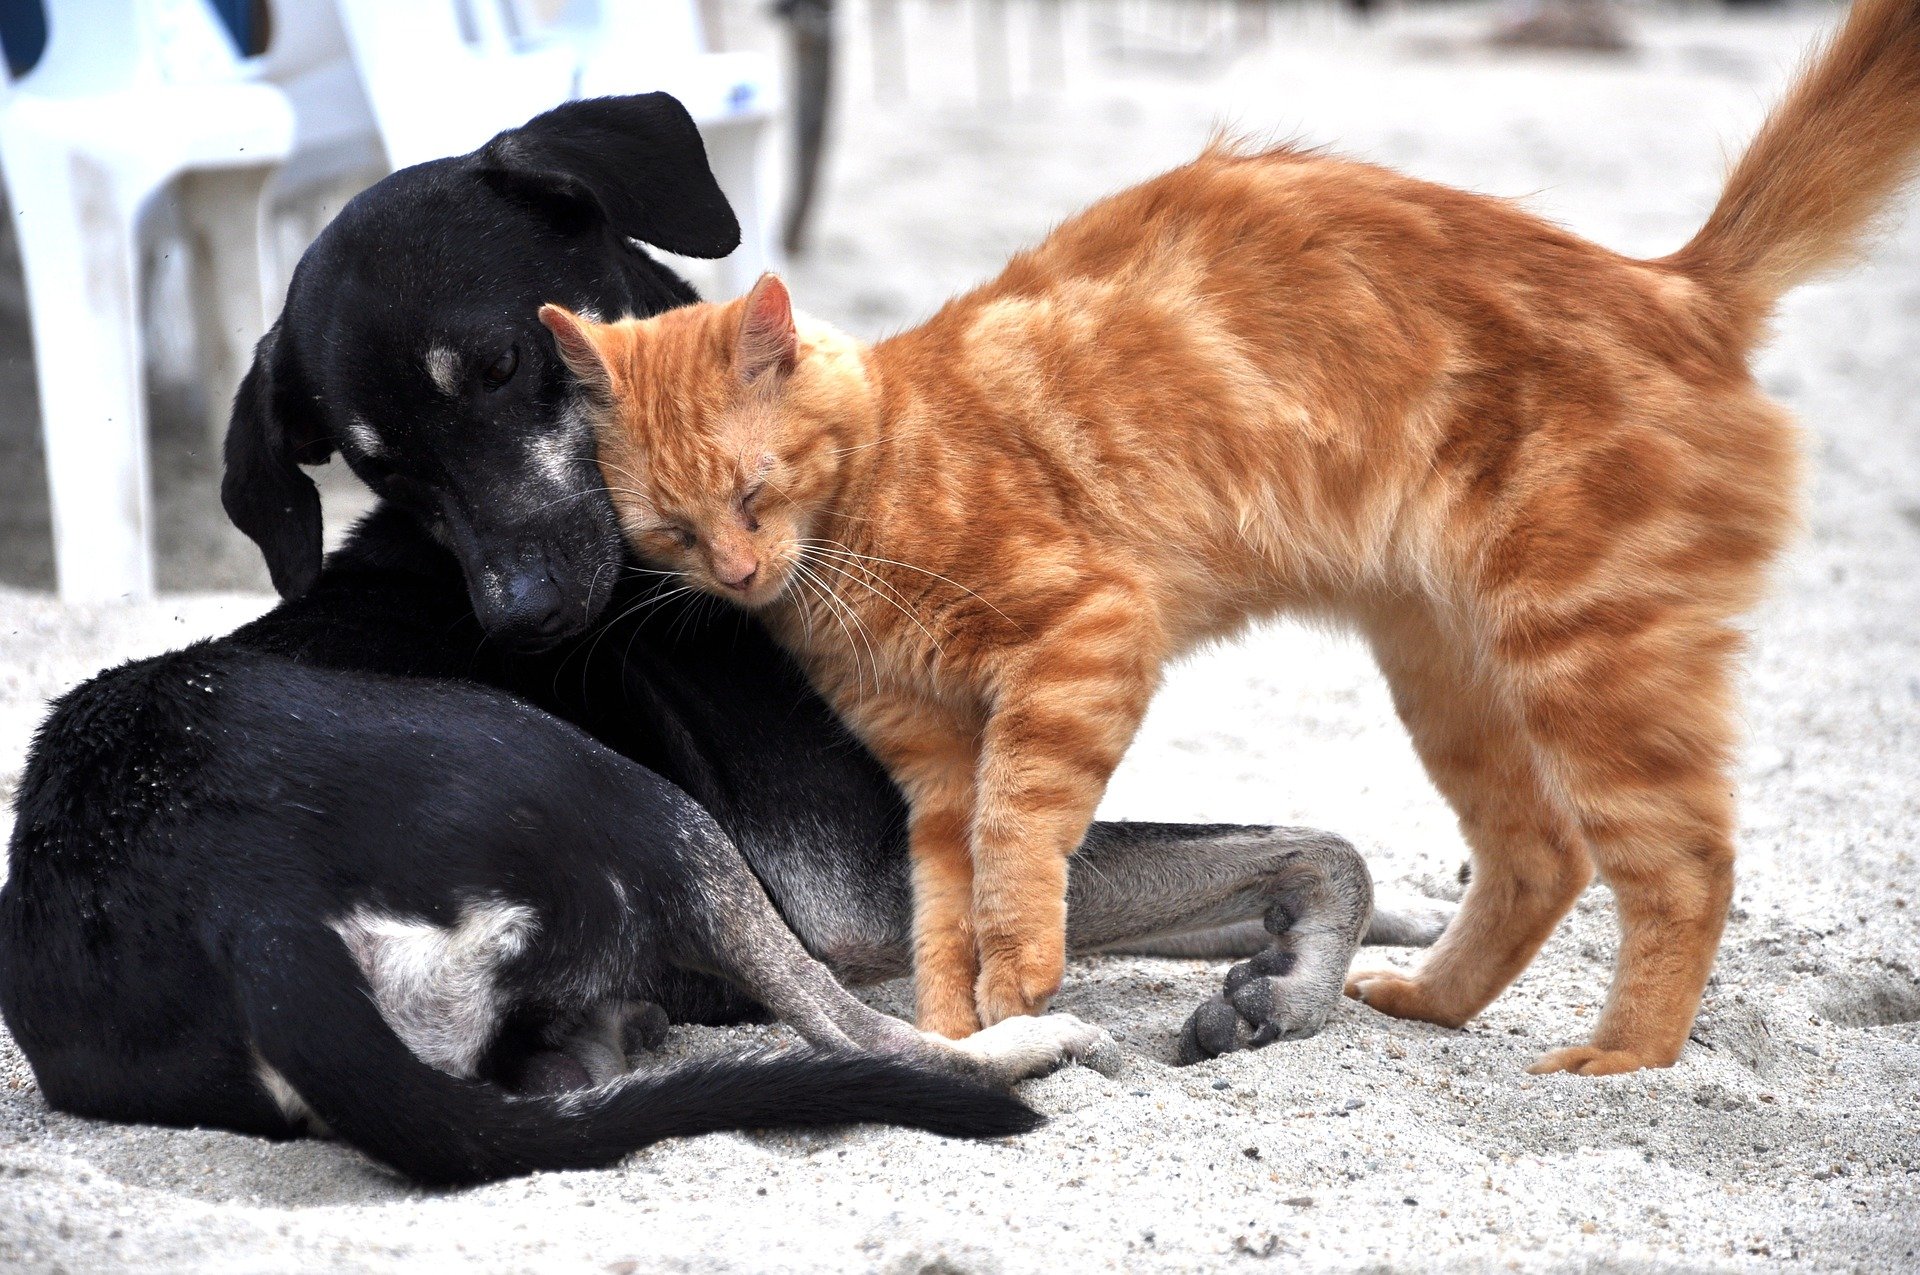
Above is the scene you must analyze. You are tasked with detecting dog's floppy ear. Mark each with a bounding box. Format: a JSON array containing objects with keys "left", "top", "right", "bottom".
[
  {"left": 477, "top": 93, "right": 741, "bottom": 259},
  {"left": 221, "top": 323, "right": 333, "bottom": 599}
]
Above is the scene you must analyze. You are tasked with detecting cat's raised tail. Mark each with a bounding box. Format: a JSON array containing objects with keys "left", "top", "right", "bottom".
[{"left": 1670, "top": 0, "right": 1920, "bottom": 335}]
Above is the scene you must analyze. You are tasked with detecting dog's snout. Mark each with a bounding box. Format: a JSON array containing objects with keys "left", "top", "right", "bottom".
[
  {"left": 475, "top": 560, "right": 576, "bottom": 646},
  {"left": 504, "top": 570, "right": 570, "bottom": 641}
]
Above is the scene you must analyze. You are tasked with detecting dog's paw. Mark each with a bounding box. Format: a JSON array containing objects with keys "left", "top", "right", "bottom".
[
  {"left": 1527, "top": 1045, "right": 1670, "bottom": 1076},
  {"left": 1175, "top": 882, "right": 1363, "bottom": 1065},
  {"left": 950, "top": 1011, "right": 1114, "bottom": 1081},
  {"left": 1177, "top": 944, "right": 1339, "bottom": 1064},
  {"left": 509, "top": 1050, "right": 595, "bottom": 1095},
  {"left": 620, "top": 1001, "right": 671, "bottom": 1056}
]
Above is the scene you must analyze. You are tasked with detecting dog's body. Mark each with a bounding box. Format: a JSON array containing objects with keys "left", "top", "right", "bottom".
[{"left": 1, "top": 96, "right": 1426, "bottom": 1186}]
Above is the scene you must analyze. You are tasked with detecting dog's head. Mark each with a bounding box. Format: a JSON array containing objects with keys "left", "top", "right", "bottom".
[{"left": 223, "top": 93, "right": 740, "bottom": 646}]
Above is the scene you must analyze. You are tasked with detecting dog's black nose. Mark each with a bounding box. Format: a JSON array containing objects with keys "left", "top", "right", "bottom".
[{"left": 501, "top": 569, "right": 570, "bottom": 642}]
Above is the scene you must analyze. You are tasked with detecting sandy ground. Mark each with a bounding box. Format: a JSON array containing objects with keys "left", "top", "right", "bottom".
[{"left": 3, "top": 3, "right": 1919, "bottom": 1270}]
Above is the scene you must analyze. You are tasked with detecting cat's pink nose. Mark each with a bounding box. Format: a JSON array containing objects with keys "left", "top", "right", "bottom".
[{"left": 716, "top": 559, "right": 759, "bottom": 591}]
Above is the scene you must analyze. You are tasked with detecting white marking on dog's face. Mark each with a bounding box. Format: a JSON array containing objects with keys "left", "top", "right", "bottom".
[
  {"left": 425, "top": 346, "right": 460, "bottom": 396},
  {"left": 528, "top": 431, "right": 579, "bottom": 490},
  {"left": 342, "top": 412, "right": 386, "bottom": 459},
  {"left": 254, "top": 1055, "right": 329, "bottom": 1134},
  {"left": 329, "top": 898, "right": 539, "bottom": 1078},
  {"left": 515, "top": 400, "right": 593, "bottom": 509}
]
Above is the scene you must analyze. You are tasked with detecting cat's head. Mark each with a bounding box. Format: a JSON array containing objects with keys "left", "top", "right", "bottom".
[{"left": 541, "top": 274, "right": 869, "bottom": 610}]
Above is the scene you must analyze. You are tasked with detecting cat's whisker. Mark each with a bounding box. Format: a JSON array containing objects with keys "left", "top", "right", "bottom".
[
  {"left": 793, "top": 558, "right": 875, "bottom": 688},
  {"left": 817, "top": 435, "right": 894, "bottom": 460},
  {"left": 793, "top": 556, "right": 882, "bottom": 694},
  {"left": 791, "top": 563, "right": 864, "bottom": 692},
  {"left": 582, "top": 557, "right": 620, "bottom": 619},
  {"left": 801, "top": 540, "right": 1022, "bottom": 631},
  {"left": 613, "top": 582, "right": 709, "bottom": 669},
  {"left": 550, "top": 578, "right": 700, "bottom": 702},
  {"left": 810, "top": 549, "right": 933, "bottom": 622},
  {"left": 807, "top": 554, "right": 947, "bottom": 656},
  {"left": 586, "top": 455, "right": 650, "bottom": 490},
  {"left": 522, "top": 485, "right": 612, "bottom": 517}
]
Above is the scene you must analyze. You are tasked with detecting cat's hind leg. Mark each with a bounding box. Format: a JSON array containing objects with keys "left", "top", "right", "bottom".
[
  {"left": 1344, "top": 602, "right": 1595, "bottom": 1032},
  {"left": 1496, "top": 606, "right": 1743, "bottom": 1076}
]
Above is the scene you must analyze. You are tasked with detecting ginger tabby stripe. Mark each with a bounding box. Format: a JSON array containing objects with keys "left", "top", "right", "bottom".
[{"left": 549, "top": 0, "right": 1920, "bottom": 1073}]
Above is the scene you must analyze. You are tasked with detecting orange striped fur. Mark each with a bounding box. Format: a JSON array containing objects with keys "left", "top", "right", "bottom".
[{"left": 548, "top": 0, "right": 1920, "bottom": 1073}]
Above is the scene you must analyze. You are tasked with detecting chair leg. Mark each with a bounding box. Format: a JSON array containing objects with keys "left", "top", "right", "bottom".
[
  {"left": 178, "top": 166, "right": 279, "bottom": 447},
  {"left": 3, "top": 137, "right": 157, "bottom": 602},
  {"left": 779, "top": 0, "right": 836, "bottom": 256},
  {"left": 705, "top": 118, "right": 777, "bottom": 300}
]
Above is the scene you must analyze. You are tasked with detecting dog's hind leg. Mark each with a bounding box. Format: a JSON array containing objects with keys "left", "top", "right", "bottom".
[
  {"left": 669, "top": 817, "right": 1105, "bottom": 1085},
  {"left": 1109, "top": 897, "right": 1453, "bottom": 959},
  {"left": 1063, "top": 824, "right": 1379, "bottom": 1062}
]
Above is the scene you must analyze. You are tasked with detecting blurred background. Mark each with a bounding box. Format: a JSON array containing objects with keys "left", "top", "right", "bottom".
[{"left": 0, "top": 0, "right": 1852, "bottom": 604}]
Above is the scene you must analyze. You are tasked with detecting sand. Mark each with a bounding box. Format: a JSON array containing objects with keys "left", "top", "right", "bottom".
[{"left": 2, "top": 4, "right": 1917, "bottom": 1270}]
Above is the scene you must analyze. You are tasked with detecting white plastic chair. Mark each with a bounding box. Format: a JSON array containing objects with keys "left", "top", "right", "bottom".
[
  {"left": 255, "top": 0, "right": 381, "bottom": 201},
  {"left": 0, "top": 0, "right": 294, "bottom": 602},
  {"left": 331, "top": 0, "right": 580, "bottom": 171}
]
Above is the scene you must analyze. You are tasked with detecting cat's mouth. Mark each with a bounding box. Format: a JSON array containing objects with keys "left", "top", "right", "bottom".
[{"left": 713, "top": 558, "right": 794, "bottom": 611}]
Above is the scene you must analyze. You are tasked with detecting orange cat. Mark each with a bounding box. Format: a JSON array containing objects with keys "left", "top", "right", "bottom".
[{"left": 547, "top": 0, "right": 1920, "bottom": 1074}]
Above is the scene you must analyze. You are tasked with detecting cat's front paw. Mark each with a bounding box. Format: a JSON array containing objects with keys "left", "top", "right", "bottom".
[
  {"left": 1344, "top": 969, "right": 1473, "bottom": 1028},
  {"left": 975, "top": 938, "right": 1066, "bottom": 1026}
]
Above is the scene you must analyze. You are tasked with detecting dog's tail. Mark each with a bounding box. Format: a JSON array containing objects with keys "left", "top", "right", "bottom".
[
  {"left": 1668, "top": 0, "right": 1920, "bottom": 339},
  {"left": 240, "top": 927, "right": 1041, "bottom": 1187}
]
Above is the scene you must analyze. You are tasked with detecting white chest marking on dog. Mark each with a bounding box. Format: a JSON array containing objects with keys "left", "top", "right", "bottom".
[
  {"left": 342, "top": 412, "right": 386, "bottom": 459},
  {"left": 329, "top": 898, "right": 539, "bottom": 1078},
  {"left": 425, "top": 346, "right": 460, "bottom": 397}
]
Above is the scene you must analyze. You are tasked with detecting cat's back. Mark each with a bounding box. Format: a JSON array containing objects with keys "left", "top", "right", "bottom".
[
  {"left": 898, "top": 142, "right": 1723, "bottom": 442},
  {"left": 947, "top": 141, "right": 1702, "bottom": 346},
  {"left": 891, "top": 146, "right": 1504, "bottom": 454}
]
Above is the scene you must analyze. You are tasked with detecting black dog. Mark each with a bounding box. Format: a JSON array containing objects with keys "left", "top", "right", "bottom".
[{"left": 0, "top": 95, "right": 1429, "bottom": 1187}]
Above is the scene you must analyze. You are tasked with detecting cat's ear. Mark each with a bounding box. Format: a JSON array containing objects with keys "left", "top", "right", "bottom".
[
  {"left": 736, "top": 273, "right": 798, "bottom": 386},
  {"left": 539, "top": 304, "right": 617, "bottom": 396}
]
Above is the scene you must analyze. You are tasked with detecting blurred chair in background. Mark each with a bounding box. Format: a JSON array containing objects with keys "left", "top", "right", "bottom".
[
  {"left": 0, "top": 0, "right": 292, "bottom": 603},
  {"left": 776, "top": 0, "right": 831, "bottom": 255},
  {"left": 486, "top": 0, "right": 779, "bottom": 292}
]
